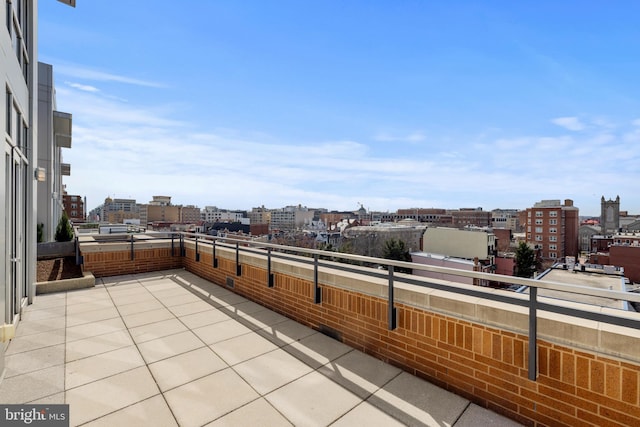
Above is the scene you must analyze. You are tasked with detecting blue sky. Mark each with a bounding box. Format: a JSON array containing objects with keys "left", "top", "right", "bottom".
[{"left": 39, "top": 1, "right": 640, "bottom": 216}]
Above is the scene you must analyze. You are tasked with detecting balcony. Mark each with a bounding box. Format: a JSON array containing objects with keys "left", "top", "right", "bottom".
[
  {"left": 3, "top": 232, "right": 640, "bottom": 426},
  {"left": 0, "top": 269, "right": 518, "bottom": 426},
  {"left": 53, "top": 111, "right": 72, "bottom": 148},
  {"left": 60, "top": 163, "right": 71, "bottom": 176}
]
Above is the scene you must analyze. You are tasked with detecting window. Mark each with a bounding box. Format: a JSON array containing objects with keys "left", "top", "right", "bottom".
[
  {"left": 535, "top": 235, "right": 542, "bottom": 241},
  {"left": 535, "top": 211, "right": 543, "bottom": 217},
  {"left": 527, "top": 211, "right": 531, "bottom": 217},
  {"left": 6, "top": 88, "right": 12, "bottom": 135},
  {"left": 527, "top": 233, "right": 531, "bottom": 239},
  {"left": 550, "top": 252, "right": 557, "bottom": 258},
  {"left": 549, "top": 228, "right": 557, "bottom": 233},
  {"left": 549, "top": 244, "right": 557, "bottom": 250},
  {"left": 535, "top": 219, "right": 543, "bottom": 225},
  {"left": 549, "top": 219, "right": 557, "bottom": 225},
  {"left": 549, "top": 236, "right": 557, "bottom": 242},
  {"left": 549, "top": 211, "right": 558, "bottom": 217},
  {"left": 535, "top": 227, "right": 543, "bottom": 233},
  {"left": 527, "top": 226, "right": 531, "bottom": 232}
]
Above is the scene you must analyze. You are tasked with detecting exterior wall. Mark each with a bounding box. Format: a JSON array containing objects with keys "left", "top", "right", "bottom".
[
  {"left": 180, "top": 205, "right": 201, "bottom": 223},
  {"left": 495, "top": 255, "right": 515, "bottom": 276},
  {"left": 601, "top": 196, "right": 621, "bottom": 234},
  {"left": 524, "top": 200, "right": 579, "bottom": 262},
  {"left": 493, "top": 228, "right": 512, "bottom": 252},
  {"left": 422, "top": 227, "right": 494, "bottom": 260},
  {"left": 62, "top": 194, "right": 84, "bottom": 222},
  {"left": 80, "top": 240, "right": 640, "bottom": 427},
  {"left": 610, "top": 245, "right": 640, "bottom": 283},
  {"left": 2, "top": 0, "right": 38, "bottom": 375},
  {"left": 411, "top": 253, "right": 474, "bottom": 285},
  {"left": 451, "top": 208, "right": 492, "bottom": 227}
]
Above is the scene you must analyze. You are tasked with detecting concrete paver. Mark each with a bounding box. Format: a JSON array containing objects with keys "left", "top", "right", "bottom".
[{"left": 0, "top": 269, "right": 523, "bottom": 426}]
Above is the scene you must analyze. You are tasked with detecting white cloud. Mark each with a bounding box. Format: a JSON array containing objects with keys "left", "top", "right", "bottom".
[
  {"left": 551, "top": 116, "right": 585, "bottom": 131},
  {"left": 374, "top": 131, "right": 426, "bottom": 143},
  {"left": 54, "top": 62, "right": 166, "bottom": 88},
  {"left": 66, "top": 82, "right": 100, "bottom": 93}
]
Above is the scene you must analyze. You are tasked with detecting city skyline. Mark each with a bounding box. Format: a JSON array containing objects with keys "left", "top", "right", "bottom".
[{"left": 39, "top": 1, "right": 640, "bottom": 217}]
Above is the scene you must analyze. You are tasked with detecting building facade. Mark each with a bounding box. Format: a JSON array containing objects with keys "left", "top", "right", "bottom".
[
  {"left": 36, "top": 62, "right": 72, "bottom": 241},
  {"left": 451, "top": 208, "right": 492, "bottom": 228},
  {"left": 601, "top": 195, "right": 620, "bottom": 235},
  {"left": 524, "top": 199, "right": 579, "bottom": 264},
  {"left": 62, "top": 193, "right": 84, "bottom": 222},
  {"left": 2, "top": 0, "right": 38, "bottom": 374}
]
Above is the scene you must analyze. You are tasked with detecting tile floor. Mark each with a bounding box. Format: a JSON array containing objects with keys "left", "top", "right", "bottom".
[{"left": 0, "top": 269, "right": 522, "bottom": 426}]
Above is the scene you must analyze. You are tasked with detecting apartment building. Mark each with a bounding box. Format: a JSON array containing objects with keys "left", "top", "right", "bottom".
[
  {"left": 524, "top": 199, "right": 579, "bottom": 264},
  {"left": 62, "top": 193, "right": 84, "bottom": 222},
  {"left": 270, "top": 205, "right": 315, "bottom": 231},
  {"left": 491, "top": 208, "right": 520, "bottom": 231},
  {"left": 248, "top": 206, "right": 271, "bottom": 225},
  {"left": 103, "top": 197, "right": 139, "bottom": 223},
  {"left": 201, "top": 206, "right": 245, "bottom": 223}
]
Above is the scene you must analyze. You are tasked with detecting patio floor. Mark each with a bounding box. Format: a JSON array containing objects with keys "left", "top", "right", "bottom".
[{"left": 0, "top": 269, "right": 521, "bottom": 426}]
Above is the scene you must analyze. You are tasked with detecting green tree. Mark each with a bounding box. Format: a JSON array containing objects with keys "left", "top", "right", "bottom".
[
  {"left": 382, "top": 238, "right": 412, "bottom": 273},
  {"left": 55, "top": 212, "right": 74, "bottom": 242},
  {"left": 37, "top": 223, "right": 44, "bottom": 243},
  {"left": 515, "top": 241, "right": 536, "bottom": 278}
]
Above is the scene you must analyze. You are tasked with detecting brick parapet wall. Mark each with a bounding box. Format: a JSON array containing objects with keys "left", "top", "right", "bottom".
[{"left": 81, "top": 239, "right": 640, "bottom": 426}]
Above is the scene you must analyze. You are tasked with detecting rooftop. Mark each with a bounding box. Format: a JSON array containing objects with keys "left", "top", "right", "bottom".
[{"left": 0, "top": 269, "right": 520, "bottom": 426}]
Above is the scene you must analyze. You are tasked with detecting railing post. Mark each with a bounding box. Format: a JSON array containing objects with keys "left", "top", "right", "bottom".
[
  {"left": 267, "top": 247, "right": 274, "bottom": 287},
  {"left": 195, "top": 236, "right": 200, "bottom": 262},
  {"left": 528, "top": 286, "right": 538, "bottom": 381},
  {"left": 180, "top": 234, "right": 185, "bottom": 257},
  {"left": 75, "top": 235, "right": 83, "bottom": 265},
  {"left": 313, "top": 254, "right": 322, "bottom": 304},
  {"left": 236, "top": 242, "right": 242, "bottom": 276},
  {"left": 212, "top": 240, "right": 218, "bottom": 268},
  {"left": 171, "top": 233, "right": 175, "bottom": 257},
  {"left": 388, "top": 266, "right": 397, "bottom": 330},
  {"left": 130, "top": 234, "right": 135, "bottom": 261}
]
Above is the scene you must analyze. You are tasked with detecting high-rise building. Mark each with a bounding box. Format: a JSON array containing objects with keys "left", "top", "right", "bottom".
[{"left": 524, "top": 199, "right": 579, "bottom": 264}]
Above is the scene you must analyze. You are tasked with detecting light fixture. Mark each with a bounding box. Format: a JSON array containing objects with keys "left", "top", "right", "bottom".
[
  {"left": 34, "top": 167, "right": 46, "bottom": 182},
  {"left": 57, "top": 0, "right": 76, "bottom": 7}
]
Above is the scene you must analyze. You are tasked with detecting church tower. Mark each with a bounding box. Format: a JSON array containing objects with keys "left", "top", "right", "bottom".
[{"left": 600, "top": 195, "right": 620, "bottom": 235}]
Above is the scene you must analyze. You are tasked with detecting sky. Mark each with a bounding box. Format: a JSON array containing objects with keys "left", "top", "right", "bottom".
[{"left": 39, "top": 1, "right": 640, "bottom": 217}]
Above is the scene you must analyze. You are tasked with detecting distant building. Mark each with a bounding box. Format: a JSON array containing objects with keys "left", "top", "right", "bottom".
[
  {"left": 601, "top": 196, "right": 620, "bottom": 234},
  {"left": 62, "top": 194, "right": 85, "bottom": 222},
  {"left": 523, "top": 199, "right": 579, "bottom": 266},
  {"left": 248, "top": 206, "right": 272, "bottom": 226},
  {"left": 103, "top": 197, "right": 139, "bottom": 224},
  {"left": 270, "top": 205, "right": 315, "bottom": 231},
  {"left": 201, "top": 206, "right": 246, "bottom": 223},
  {"left": 579, "top": 225, "right": 601, "bottom": 253},
  {"left": 491, "top": 209, "right": 520, "bottom": 232},
  {"left": 422, "top": 227, "right": 496, "bottom": 267},
  {"left": 451, "top": 208, "right": 492, "bottom": 228}
]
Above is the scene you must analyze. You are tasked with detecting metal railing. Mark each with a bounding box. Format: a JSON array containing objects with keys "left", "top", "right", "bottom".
[{"left": 86, "top": 231, "right": 640, "bottom": 381}]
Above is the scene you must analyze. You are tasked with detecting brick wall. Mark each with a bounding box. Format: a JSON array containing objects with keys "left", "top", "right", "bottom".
[{"left": 82, "top": 240, "right": 640, "bottom": 427}]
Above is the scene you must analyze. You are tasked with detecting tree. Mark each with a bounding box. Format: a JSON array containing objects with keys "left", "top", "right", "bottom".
[
  {"left": 382, "top": 238, "right": 412, "bottom": 273},
  {"left": 55, "top": 212, "right": 74, "bottom": 242},
  {"left": 515, "top": 241, "right": 536, "bottom": 278}
]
